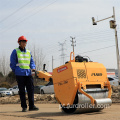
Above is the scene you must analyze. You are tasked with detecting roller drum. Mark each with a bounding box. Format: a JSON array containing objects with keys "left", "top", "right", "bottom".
[{"left": 61, "top": 88, "right": 112, "bottom": 114}]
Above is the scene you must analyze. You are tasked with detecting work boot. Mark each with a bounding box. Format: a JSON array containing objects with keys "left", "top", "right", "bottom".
[
  {"left": 22, "top": 108, "right": 27, "bottom": 112},
  {"left": 29, "top": 106, "right": 39, "bottom": 111}
]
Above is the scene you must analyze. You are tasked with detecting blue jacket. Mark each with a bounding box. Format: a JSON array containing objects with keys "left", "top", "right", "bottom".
[{"left": 10, "top": 47, "right": 36, "bottom": 76}]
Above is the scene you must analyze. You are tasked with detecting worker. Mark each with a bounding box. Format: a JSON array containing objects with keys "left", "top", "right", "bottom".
[{"left": 10, "top": 36, "right": 39, "bottom": 112}]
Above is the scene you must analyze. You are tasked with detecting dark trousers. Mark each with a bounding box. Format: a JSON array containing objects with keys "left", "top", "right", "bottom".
[{"left": 16, "top": 75, "right": 34, "bottom": 108}]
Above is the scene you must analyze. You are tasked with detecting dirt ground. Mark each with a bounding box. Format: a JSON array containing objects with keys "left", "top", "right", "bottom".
[
  {"left": 0, "top": 103, "right": 120, "bottom": 120},
  {"left": 0, "top": 86, "right": 120, "bottom": 120}
]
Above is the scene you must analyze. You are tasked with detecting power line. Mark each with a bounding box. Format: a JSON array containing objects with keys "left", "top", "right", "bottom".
[
  {"left": 0, "top": 0, "right": 57, "bottom": 33},
  {"left": 57, "top": 45, "right": 116, "bottom": 61},
  {"left": 42, "top": 35, "right": 115, "bottom": 57},
  {"left": 77, "top": 39, "right": 114, "bottom": 45},
  {"left": 0, "top": 0, "right": 34, "bottom": 23},
  {"left": 77, "top": 32, "right": 114, "bottom": 40},
  {"left": 76, "top": 30, "right": 115, "bottom": 40},
  {"left": 79, "top": 45, "right": 115, "bottom": 54},
  {"left": 49, "top": 30, "right": 114, "bottom": 48},
  {"left": 0, "top": 0, "right": 49, "bottom": 30},
  {"left": 27, "top": 29, "right": 116, "bottom": 59}
]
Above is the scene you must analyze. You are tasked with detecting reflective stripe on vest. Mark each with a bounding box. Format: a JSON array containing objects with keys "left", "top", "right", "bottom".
[
  {"left": 16, "top": 48, "right": 31, "bottom": 69},
  {"left": 18, "top": 58, "right": 30, "bottom": 60}
]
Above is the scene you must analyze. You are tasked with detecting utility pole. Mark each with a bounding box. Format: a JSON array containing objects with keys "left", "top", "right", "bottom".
[
  {"left": 70, "top": 36, "right": 76, "bottom": 52},
  {"left": 58, "top": 40, "right": 66, "bottom": 65},
  {"left": 113, "top": 7, "right": 120, "bottom": 79},
  {"left": 92, "top": 7, "right": 120, "bottom": 81}
]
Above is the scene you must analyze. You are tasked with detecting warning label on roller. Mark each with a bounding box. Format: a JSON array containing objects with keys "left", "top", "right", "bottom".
[{"left": 57, "top": 66, "right": 68, "bottom": 73}]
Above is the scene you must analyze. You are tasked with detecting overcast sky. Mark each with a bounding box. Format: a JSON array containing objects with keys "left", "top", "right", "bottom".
[{"left": 0, "top": 0, "right": 120, "bottom": 72}]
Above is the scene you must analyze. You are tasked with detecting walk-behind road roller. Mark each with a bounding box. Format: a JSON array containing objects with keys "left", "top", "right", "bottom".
[{"left": 36, "top": 52, "right": 112, "bottom": 113}]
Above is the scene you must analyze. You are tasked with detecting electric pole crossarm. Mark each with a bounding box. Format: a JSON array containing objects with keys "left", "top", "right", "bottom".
[{"left": 96, "top": 16, "right": 113, "bottom": 23}]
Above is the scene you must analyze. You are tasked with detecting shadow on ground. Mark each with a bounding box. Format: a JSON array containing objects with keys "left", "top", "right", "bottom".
[{"left": 26, "top": 111, "right": 105, "bottom": 119}]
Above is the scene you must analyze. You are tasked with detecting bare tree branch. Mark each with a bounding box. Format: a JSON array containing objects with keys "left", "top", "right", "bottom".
[{"left": 0, "top": 53, "right": 10, "bottom": 76}]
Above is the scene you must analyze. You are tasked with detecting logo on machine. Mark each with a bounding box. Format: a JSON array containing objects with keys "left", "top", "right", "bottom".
[
  {"left": 91, "top": 73, "right": 102, "bottom": 76},
  {"left": 57, "top": 66, "right": 68, "bottom": 73},
  {"left": 58, "top": 80, "right": 68, "bottom": 86}
]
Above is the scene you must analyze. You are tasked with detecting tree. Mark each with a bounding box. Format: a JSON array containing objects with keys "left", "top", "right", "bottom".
[
  {"left": 0, "top": 53, "right": 10, "bottom": 76},
  {"left": 0, "top": 72, "right": 4, "bottom": 77},
  {"left": 28, "top": 44, "right": 48, "bottom": 85},
  {"left": 30, "top": 45, "right": 46, "bottom": 71},
  {"left": 6, "top": 71, "right": 16, "bottom": 84},
  {"left": 7, "top": 71, "right": 16, "bottom": 79}
]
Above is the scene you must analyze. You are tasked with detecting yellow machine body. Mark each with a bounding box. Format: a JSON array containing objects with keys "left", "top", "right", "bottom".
[
  {"left": 37, "top": 52, "right": 112, "bottom": 113},
  {"left": 52, "top": 62, "right": 111, "bottom": 105}
]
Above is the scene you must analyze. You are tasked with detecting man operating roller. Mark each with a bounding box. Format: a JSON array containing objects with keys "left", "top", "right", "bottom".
[{"left": 10, "top": 36, "right": 39, "bottom": 112}]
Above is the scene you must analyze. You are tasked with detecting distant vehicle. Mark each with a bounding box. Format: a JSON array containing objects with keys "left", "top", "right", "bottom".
[
  {"left": 113, "top": 76, "right": 120, "bottom": 85},
  {"left": 108, "top": 77, "right": 119, "bottom": 86},
  {"left": 0, "top": 88, "right": 13, "bottom": 97},
  {"left": 40, "top": 81, "right": 54, "bottom": 94},
  {"left": 9, "top": 85, "right": 27, "bottom": 95},
  {"left": 34, "top": 85, "right": 44, "bottom": 94},
  {"left": 9, "top": 86, "right": 19, "bottom": 95}
]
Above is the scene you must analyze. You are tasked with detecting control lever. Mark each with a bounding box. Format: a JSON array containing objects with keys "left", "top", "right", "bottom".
[{"left": 43, "top": 64, "right": 47, "bottom": 72}]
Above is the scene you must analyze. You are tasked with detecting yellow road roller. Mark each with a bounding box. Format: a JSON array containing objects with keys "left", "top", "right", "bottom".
[{"left": 36, "top": 52, "right": 112, "bottom": 113}]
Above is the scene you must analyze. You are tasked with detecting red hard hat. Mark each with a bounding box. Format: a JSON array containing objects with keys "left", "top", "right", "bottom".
[{"left": 18, "top": 36, "right": 28, "bottom": 42}]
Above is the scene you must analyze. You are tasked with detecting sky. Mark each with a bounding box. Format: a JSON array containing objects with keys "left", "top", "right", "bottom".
[{"left": 0, "top": 0, "right": 120, "bottom": 72}]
